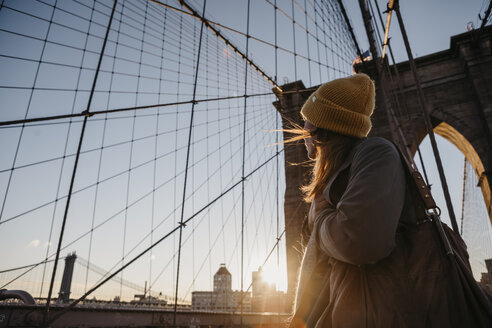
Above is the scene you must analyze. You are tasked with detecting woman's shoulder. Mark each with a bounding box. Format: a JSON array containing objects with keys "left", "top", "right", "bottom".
[
  {"left": 350, "top": 137, "right": 402, "bottom": 169},
  {"left": 357, "top": 137, "right": 398, "bottom": 150},
  {"left": 354, "top": 137, "right": 399, "bottom": 157}
]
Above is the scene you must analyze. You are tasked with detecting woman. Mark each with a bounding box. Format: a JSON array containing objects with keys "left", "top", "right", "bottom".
[{"left": 288, "top": 74, "right": 464, "bottom": 327}]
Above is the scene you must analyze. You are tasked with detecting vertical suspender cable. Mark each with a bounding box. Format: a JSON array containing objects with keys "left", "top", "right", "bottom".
[
  {"left": 274, "top": 0, "right": 281, "bottom": 323},
  {"left": 43, "top": 0, "right": 118, "bottom": 324},
  {"left": 173, "top": 13, "right": 184, "bottom": 303},
  {"left": 313, "top": 0, "right": 323, "bottom": 83},
  {"left": 241, "top": 1, "right": 251, "bottom": 325},
  {"left": 394, "top": 0, "right": 460, "bottom": 233},
  {"left": 371, "top": 0, "right": 430, "bottom": 187},
  {"left": 357, "top": 0, "right": 399, "bottom": 147},
  {"left": 42, "top": 0, "right": 96, "bottom": 299},
  {"left": 336, "top": 0, "right": 363, "bottom": 59},
  {"left": 291, "top": 0, "right": 298, "bottom": 82},
  {"left": 150, "top": 3, "right": 168, "bottom": 299},
  {"left": 358, "top": 0, "right": 416, "bottom": 168},
  {"left": 0, "top": 0, "right": 58, "bottom": 222},
  {"left": 318, "top": 1, "right": 331, "bottom": 80},
  {"left": 173, "top": 1, "right": 207, "bottom": 326},
  {"left": 75, "top": 1, "right": 101, "bottom": 296},
  {"left": 460, "top": 158, "right": 467, "bottom": 235},
  {"left": 365, "top": 0, "right": 406, "bottom": 146},
  {"left": 274, "top": 0, "right": 279, "bottom": 84},
  {"left": 304, "top": 0, "right": 312, "bottom": 86},
  {"left": 121, "top": 0, "right": 145, "bottom": 299}
]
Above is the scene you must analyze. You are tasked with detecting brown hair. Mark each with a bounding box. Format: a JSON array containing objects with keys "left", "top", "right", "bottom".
[{"left": 284, "top": 123, "right": 360, "bottom": 202}]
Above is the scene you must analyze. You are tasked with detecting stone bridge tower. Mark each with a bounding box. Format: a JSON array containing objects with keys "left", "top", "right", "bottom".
[{"left": 274, "top": 26, "right": 492, "bottom": 306}]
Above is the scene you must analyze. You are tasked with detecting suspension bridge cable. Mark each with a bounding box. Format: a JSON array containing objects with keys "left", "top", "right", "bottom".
[
  {"left": 0, "top": 0, "right": 57, "bottom": 232},
  {"left": 119, "top": 0, "right": 146, "bottom": 299},
  {"left": 274, "top": 0, "right": 279, "bottom": 84},
  {"left": 43, "top": 108, "right": 271, "bottom": 291},
  {"left": 0, "top": 92, "right": 274, "bottom": 127},
  {"left": 291, "top": 0, "right": 298, "bottom": 82},
  {"left": 366, "top": 0, "right": 406, "bottom": 126},
  {"left": 45, "top": 148, "right": 283, "bottom": 325},
  {"left": 172, "top": 11, "right": 184, "bottom": 302},
  {"left": 148, "top": 0, "right": 315, "bottom": 68},
  {"left": 147, "top": 180, "right": 241, "bottom": 291},
  {"left": 39, "top": 0, "right": 99, "bottom": 299},
  {"left": 179, "top": 155, "right": 277, "bottom": 300},
  {"left": 147, "top": 0, "right": 169, "bottom": 300},
  {"left": 142, "top": 101, "right": 277, "bottom": 296},
  {"left": 336, "top": 0, "right": 363, "bottom": 59},
  {"left": 228, "top": 231, "right": 285, "bottom": 314},
  {"left": 394, "top": 0, "right": 460, "bottom": 233},
  {"left": 0, "top": 259, "right": 56, "bottom": 290},
  {"left": 265, "top": 0, "right": 354, "bottom": 67},
  {"left": 461, "top": 158, "right": 467, "bottom": 236},
  {"left": 1, "top": 4, "right": 269, "bottom": 91},
  {"left": 317, "top": 0, "right": 354, "bottom": 78},
  {"left": 92, "top": 123, "right": 257, "bottom": 294},
  {"left": 312, "top": 0, "right": 323, "bottom": 83},
  {"left": 76, "top": 257, "right": 168, "bottom": 297},
  {"left": 173, "top": 1, "right": 207, "bottom": 325},
  {"left": 225, "top": 174, "right": 309, "bottom": 314},
  {"left": 240, "top": 1, "right": 251, "bottom": 324},
  {"left": 370, "top": 0, "right": 431, "bottom": 186},
  {"left": 226, "top": 174, "right": 310, "bottom": 312},
  {"left": 83, "top": 0, "right": 125, "bottom": 294},
  {"left": 316, "top": 1, "right": 331, "bottom": 80},
  {"left": 44, "top": 1, "right": 118, "bottom": 320},
  {"left": 150, "top": 0, "right": 355, "bottom": 83},
  {"left": 274, "top": 2, "right": 281, "bottom": 322},
  {"left": 0, "top": 3, "right": 279, "bottom": 124},
  {"left": 303, "top": 0, "right": 312, "bottom": 86},
  {"left": 0, "top": 259, "right": 57, "bottom": 275},
  {"left": 0, "top": 137, "right": 256, "bottom": 287},
  {"left": 152, "top": 0, "right": 279, "bottom": 90},
  {"left": 244, "top": 151, "right": 279, "bottom": 271},
  {"left": 0, "top": 104, "right": 266, "bottom": 236},
  {"left": 191, "top": 17, "right": 198, "bottom": 297}
]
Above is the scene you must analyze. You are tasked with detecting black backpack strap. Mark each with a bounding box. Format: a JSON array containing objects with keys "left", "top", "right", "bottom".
[
  {"left": 392, "top": 142, "right": 454, "bottom": 255},
  {"left": 393, "top": 144, "right": 437, "bottom": 211}
]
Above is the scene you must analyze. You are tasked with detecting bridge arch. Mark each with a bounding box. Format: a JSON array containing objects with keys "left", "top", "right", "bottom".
[
  {"left": 433, "top": 122, "right": 491, "bottom": 221},
  {"left": 411, "top": 113, "right": 491, "bottom": 223}
]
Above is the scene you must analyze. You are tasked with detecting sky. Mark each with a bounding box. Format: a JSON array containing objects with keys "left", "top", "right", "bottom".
[
  {"left": 346, "top": 0, "right": 490, "bottom": 63},
  {"left": 0, "top": 0, "right": 491, "bottom": 302}
]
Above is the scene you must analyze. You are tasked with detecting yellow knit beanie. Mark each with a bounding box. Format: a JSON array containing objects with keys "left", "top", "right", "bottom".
[{"left": 300, "top": 73, "right": 375, "bottom": 138}]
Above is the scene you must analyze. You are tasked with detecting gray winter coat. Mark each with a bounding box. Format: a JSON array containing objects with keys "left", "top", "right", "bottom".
[
  {"left": 292, "top": 137, "right": 417, "bottom": 327},
  {"left": 291, "top": 137, "right": 492, "bottom": 328}
]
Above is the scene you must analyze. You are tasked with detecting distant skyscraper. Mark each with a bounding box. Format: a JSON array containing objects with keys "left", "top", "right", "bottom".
[{"left": 214, "top": 263, "right": 232, "bottom": 292}]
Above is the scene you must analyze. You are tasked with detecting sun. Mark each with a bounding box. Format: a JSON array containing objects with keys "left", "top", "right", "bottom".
[{"left": 257, "top": 265, "right": 287, "bottom": 292}]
